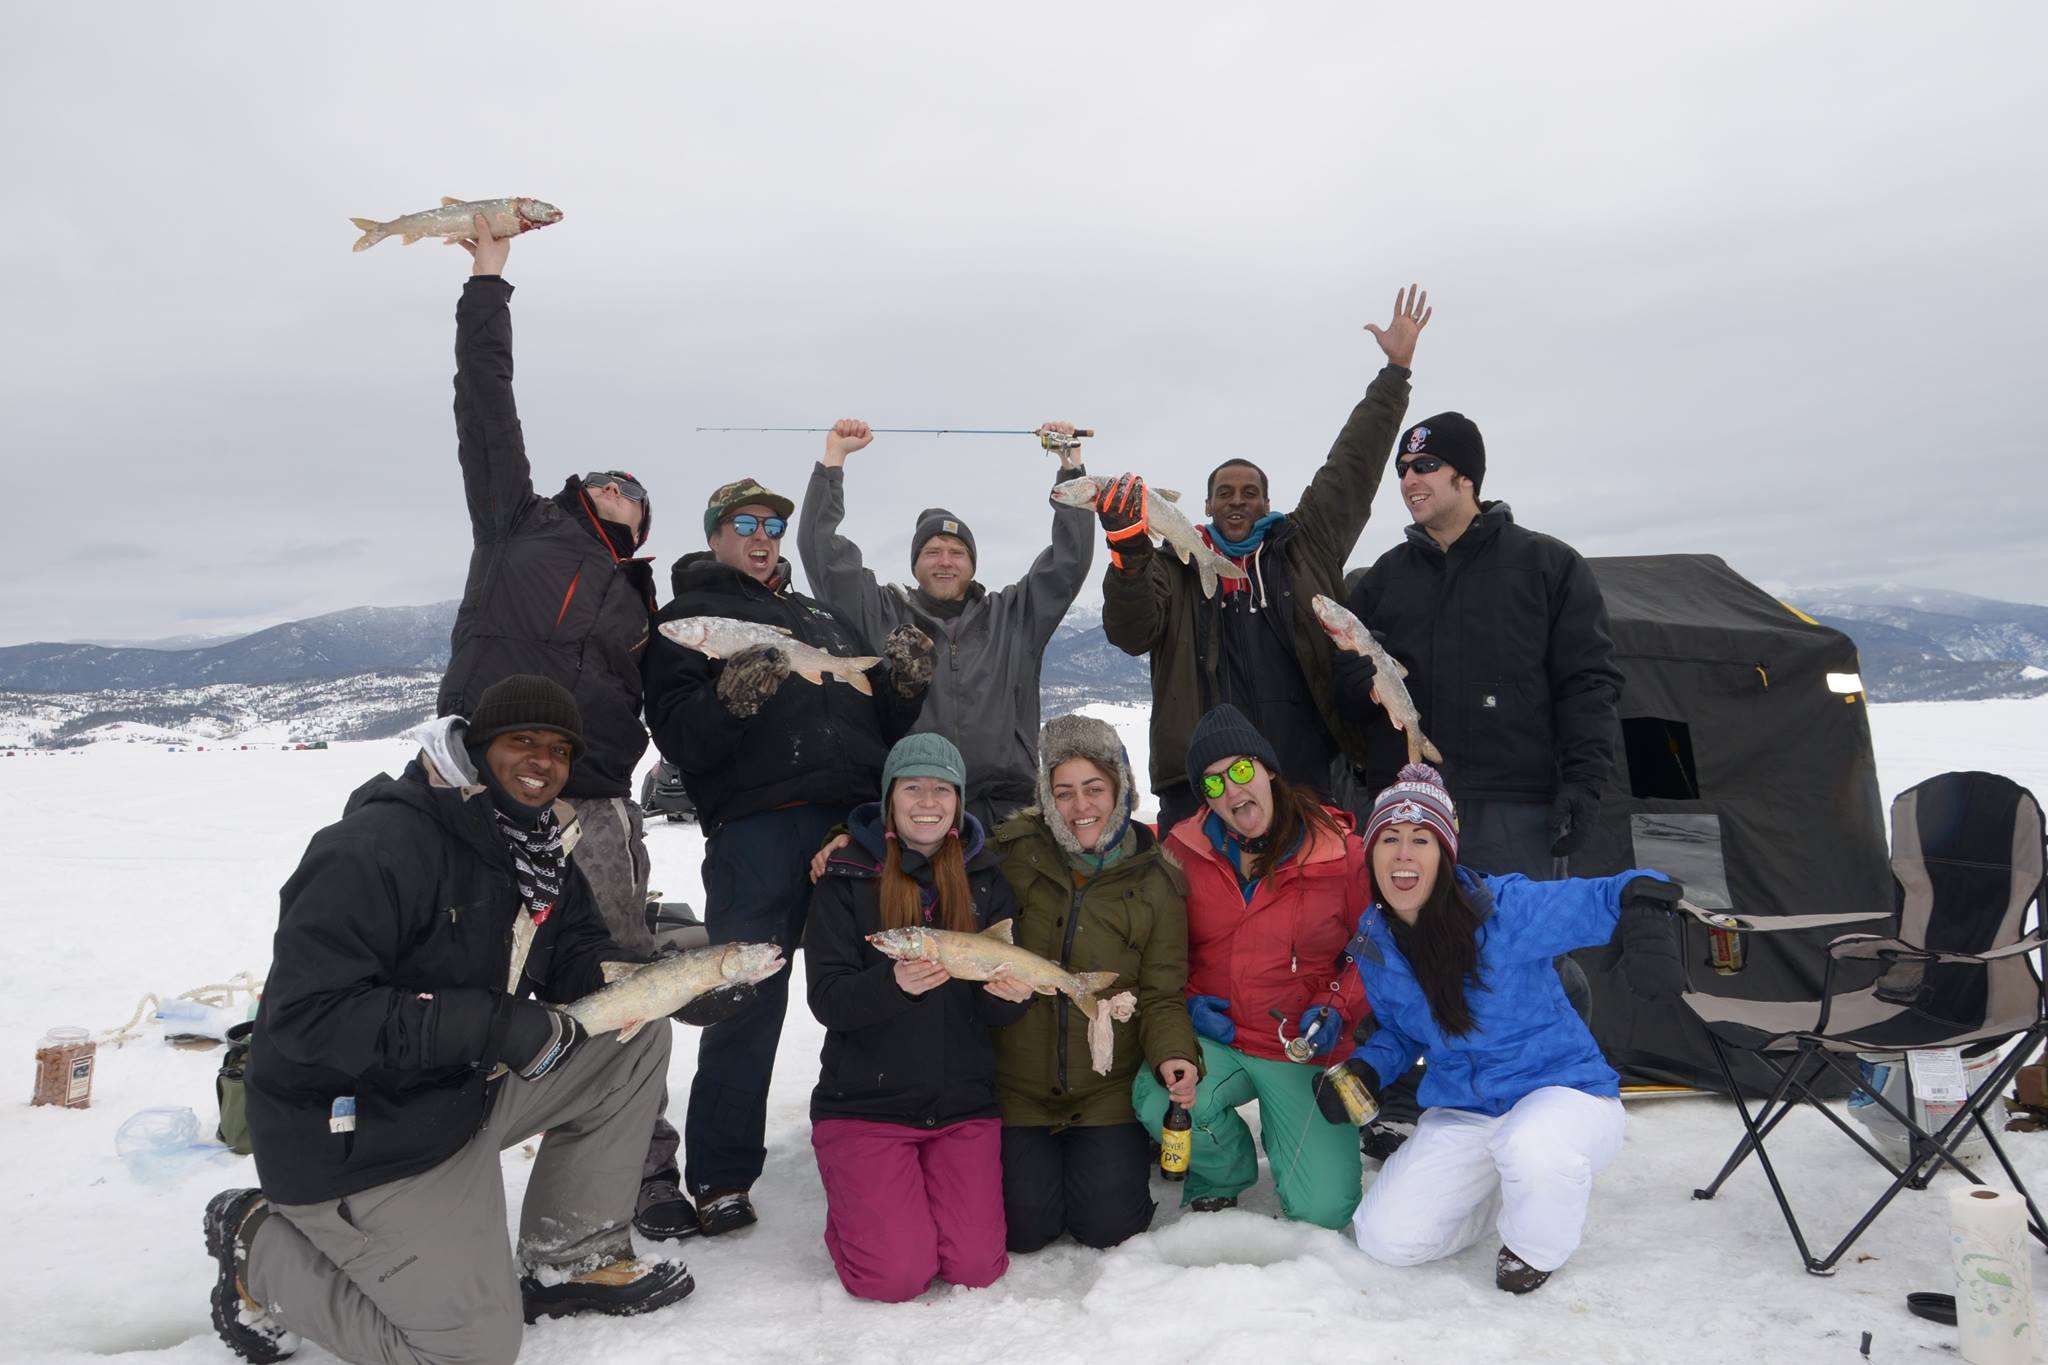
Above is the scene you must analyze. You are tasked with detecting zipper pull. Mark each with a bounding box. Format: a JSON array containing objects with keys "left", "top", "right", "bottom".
[{"left": 1291, "top": 952, "right": 1298, "bottom": 973}]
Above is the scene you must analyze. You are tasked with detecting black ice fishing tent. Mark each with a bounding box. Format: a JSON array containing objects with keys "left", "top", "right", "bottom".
[{"left": 1567, "top": 554, "right": 1893, "bottom": 1096}]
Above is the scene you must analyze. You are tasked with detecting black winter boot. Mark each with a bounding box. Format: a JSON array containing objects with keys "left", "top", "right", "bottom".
[
  {"left": 204, "top": 1188, "right": 300, "bottom": 1362},
  {"left": 521, "top": 1256, "right": 695, "bottom": 1322},
  {"left": 1495, "top": 1244, "right": 1552, "bottom": 1294},
  {"left": 695, "top": 1189, "right": 758, "bottom": 1237},
  {"left": 634, "top": 1179, "right": 700, "bottom": 1242},
  {"left": 1187, "top": 1195, "right": 1238, "bottom": 1213}
]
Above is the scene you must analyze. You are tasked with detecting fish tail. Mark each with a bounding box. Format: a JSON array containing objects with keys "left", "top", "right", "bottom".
[
  {"left": 838, "top": 658, "right": 881, "bottom": 695},
  {"left": 1419, "top": 734, "right": 1444, "bottom": 764},
  {"left": 349, "top": 217, "right": 386, "bottom": 252},
  {"left": 1067, "top": 970, "right": 1121, "bottom": 1018}
]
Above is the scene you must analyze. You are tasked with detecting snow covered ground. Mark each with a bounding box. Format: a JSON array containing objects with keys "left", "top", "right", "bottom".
[{"left": 4, "top": 698, "right": 2045, "bottom": 1363}]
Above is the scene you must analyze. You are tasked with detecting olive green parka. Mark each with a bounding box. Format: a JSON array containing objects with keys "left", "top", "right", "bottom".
[{"left": 991, "top": 812, "right": 1200, "bottom": 1128}]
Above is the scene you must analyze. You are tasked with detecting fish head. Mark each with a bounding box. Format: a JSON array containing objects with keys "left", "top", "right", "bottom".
[
  {"left": 659, "top": 618, "right": 712, "bottom": 651},
  {"left": 865, "top": 926, "right": 930, "bottom": 961},
  {"left": 721, "top": 941, "right": 786, "bottom": 984},
  {"left": 1049, "top": 477, "right": 1100, "bottom": 510},
  {"left": 1310, "top": 595, "right": 1346, "bottom": 633},
  {"left": 515, "top": 199, "right": 563, "bottom": 230}
]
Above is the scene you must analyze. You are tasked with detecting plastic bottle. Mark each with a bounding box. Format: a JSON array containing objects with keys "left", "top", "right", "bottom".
[
  {"left": 1321, "top": 1061, "right": 1378, "bottom": 1127},
  {"left": 1160, "top": 1102, "right": 1192, "bottom": 1182},
  {"left": 116, "top": 1106, "right": 231, "bottom": 1185}
]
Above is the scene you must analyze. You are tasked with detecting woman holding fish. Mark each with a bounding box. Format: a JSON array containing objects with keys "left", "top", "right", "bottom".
[
  {"left": 1325, "top": 762, "right": 1681, "bottom": 1293},
  {"left": 804, "top": 733, "right": 1035, "bottom": 1302},
  {"left": 989, "top": 713, "right": 1203, "bottom": 1253},
  {"left": 1130, "top": 703, "right": 1374, "bottom": 1229}
]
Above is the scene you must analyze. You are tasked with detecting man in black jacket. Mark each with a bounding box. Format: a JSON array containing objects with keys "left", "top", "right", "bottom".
[
  {"left": 204, "top": 677, "right": 691, "bottom": 1365},
  {"left": 439, "top": 218, "right": 660, "bottom": 952},
  {"left": 643, "top": 478, "right": 933, "bottom": 1236}
]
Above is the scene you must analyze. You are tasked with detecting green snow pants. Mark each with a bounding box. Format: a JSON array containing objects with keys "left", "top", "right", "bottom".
[{"left": 1132, "top": 1036, "right": 1363, "bottom": 1230}]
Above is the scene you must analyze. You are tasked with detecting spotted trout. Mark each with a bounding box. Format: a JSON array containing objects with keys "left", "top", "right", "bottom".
[
  {"left": 866, "top": 920, "right": 1120, "bottom": 1019},
  {"left": 1051, "top": 476, "right": 1248, "bottom": 599},
  {"left": 349, "top": 196, "right": 562, "bottom": 252},
  {"left": 657, "top": 616, "right": 882, "bottom": 695},
  {"left": 1311, "top": 594, "right": 1443, "bottom": 766},
  {"left": 566, "top": 942, "right": 785, "bottom": 1037}
]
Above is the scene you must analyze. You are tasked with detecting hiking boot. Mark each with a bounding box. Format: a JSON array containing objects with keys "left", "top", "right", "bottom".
[
  {"left": 633, "top": 1179, "right": 700, "bottom": 1242},
  {"left": 695, "top": 1189, "right": 758, "bottom": 1237},
  {"left": 1187, "top": 1195, "right": 1238, "bottom": 1213},
  {"left": 204, "top": 1188, "right": 300, "bottom": 1363},
  {"left": 1495, "top": 1245, "right": 1552, "bottom": 1295},
  {"left": 1362, "top": 1119, "right": 1415, "bottom": 1163},
  {"left": 520, "top": 1256, "right": 695, "bottom": 1323}
]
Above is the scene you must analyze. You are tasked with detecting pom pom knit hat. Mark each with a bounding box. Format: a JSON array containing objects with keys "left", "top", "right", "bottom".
[{"left": 1364, "top": 762, "right": 1459, "bottom": 862}]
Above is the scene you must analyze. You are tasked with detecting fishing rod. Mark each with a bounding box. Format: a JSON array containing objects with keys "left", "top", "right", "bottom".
[{"left": 697, "top": 425, "right": 1094, "bottom": 454}]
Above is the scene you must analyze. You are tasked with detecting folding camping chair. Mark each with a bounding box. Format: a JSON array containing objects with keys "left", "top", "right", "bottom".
[{"left": 1677, "top": 771, "right": 2048, "bottom": 1275}]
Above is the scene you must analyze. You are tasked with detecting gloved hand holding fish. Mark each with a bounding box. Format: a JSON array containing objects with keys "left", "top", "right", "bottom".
[
  {"left": 659, "top": 616, "right": 883, "bottom": 695},
  {"left": 1312, "top": 594, "right": 1444, "bottom": 765},
  {"left": 1052, "top": 475, "right": 1248, "bottom": 599},
  {"left": 564, "top": 941, "right": 785, "bottom": 1041},
  {"left": 348, "top": 196, "right": 562, "bottom": 252},
  {"left": 865, "top": 921, "right": 1137, "bottom": 1073}
]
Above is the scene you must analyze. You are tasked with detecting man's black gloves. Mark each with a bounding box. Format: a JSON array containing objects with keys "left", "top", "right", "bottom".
[
  {"left": 1312, "top": 1057, "right": 1383, "bottom": 1125},
  {"left": 1548, "top": 785, "right": 1601, "bottom": 857},
  {"left": 881, "top": 624, "right": 935, "bottom": 701},
  {"left": 491, "top": 997, "right": 587, "bottom": 1082},
  {"left": 1619, "top": 875, "right": 1687, "bottom": 1001},
  {"left": 716, "top": 644, "right": 790, "bottom": 718},
  {"left": 1095, "top": 474, "right": 1149, "bottom": 539},
  {"left": 675, "top": 980, "right": 760, "bottom": 1027}
]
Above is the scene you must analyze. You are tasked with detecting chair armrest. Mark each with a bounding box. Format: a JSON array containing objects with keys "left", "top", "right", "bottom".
[{"left": 1676, "top": 899, "right": 1890, "bottom": 934}]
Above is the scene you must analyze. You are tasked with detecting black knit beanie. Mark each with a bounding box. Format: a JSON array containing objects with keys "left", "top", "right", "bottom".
[
  {"left": 1399, "top": 412, "right": 1486, "bottom": 494},
  {"left": 465, "top": 675, "right": 585, "bottom": 758},
  {"left": 910, "top": 508, "right": 977, "bottom": 571},
  {"left": 1184, "top": 703, "right": 1281, "bottom": 796}
]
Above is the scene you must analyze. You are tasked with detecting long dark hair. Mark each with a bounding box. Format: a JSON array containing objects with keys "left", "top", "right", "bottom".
[
  {"left": 1382, "top": 864, "right": 1488, "bottom": 1037},
  {"left": 1249, "top": 774, "right": 1343, "bottom": 882}
]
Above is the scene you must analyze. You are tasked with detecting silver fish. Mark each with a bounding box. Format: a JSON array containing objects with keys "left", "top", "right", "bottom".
[
  {"left": 657, "top": 616, "right": 882, "bottom": 695},
  {"left": 566, "top": 942, "right": 785, "bottom": 1036},
  {"left": 866, "top": 919, "right": 1120, "bottom": 1019},
  {"left": 1311, "top": 594, "right": 1443, "bottom": 766},
  {"left": 1051, "top": 476, "right": 1248, "bottom": 599},
  {"left": 349, "top": 196, "right": 562, "bottom": 252}
]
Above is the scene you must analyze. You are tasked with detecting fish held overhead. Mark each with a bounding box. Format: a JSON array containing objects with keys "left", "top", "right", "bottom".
[
  {"left": 1311, "top": 593, "right": 1444, "bottom": 766},
  {"left": 1050, "top": 475, "right": 1247, "bottom": 599},
  {"left": 658, "top": 616, "right": 882, "bottom": 696},
  {"left": 349, "top": 196, "right": 562, "bottom": 252}
]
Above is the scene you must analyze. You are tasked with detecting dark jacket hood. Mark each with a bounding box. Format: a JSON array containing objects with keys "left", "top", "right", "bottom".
[
  {"left": 837, "top": 800, "right": 991, "bottom": 876},
  {"left": 905, "top": 579, "right": 987, "bottom": 620},
  {"left": 669, "top": 548, "right": 793, "bottom": 601},
  {"left": 553, "top": 475, "right": 652, "bottom": 556},
  {"left": 1402, "top": 500, "right": 1513, "bottom": 556}
]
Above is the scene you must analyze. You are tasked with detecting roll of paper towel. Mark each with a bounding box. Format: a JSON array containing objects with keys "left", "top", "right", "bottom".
[{"left": 1950, "top": 1186, "right": 2037, "bottom": 1364}]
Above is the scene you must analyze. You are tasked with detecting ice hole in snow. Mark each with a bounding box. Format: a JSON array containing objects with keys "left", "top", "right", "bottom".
[{"left": 1151, "top": 1212, "right": 1321, "bottom": 1269}]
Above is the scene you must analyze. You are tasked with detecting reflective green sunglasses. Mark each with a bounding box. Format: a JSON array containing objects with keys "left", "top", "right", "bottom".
[{"left": 1200, "top": 757, "right": 1258, "bottom": 800}]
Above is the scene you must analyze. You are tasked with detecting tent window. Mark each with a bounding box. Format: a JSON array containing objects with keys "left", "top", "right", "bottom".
[{"left": 1623, "top": 717, "right": 1700, "bottom": 800}]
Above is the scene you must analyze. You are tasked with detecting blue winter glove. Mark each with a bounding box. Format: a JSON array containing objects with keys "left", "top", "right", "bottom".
[
  {"left": 1297, "top": 1005, "right": 1344, "bottom": 1055},
  {"left": 1187, "top": 995, "right": 1235, "bottom": 1045}
]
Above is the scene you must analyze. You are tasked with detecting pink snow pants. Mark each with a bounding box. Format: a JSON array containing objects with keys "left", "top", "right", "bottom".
[{"left": 811, "top": 1117, "right": 1008, "bottom": 1302}]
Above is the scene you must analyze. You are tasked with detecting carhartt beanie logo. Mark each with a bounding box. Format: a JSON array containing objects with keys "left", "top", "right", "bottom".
[
  {"left": 465, "top": 674, "right": 585, "bottom": 759},
  {"left": 911, "top": 508, "right": 977, "bottom": 571}
]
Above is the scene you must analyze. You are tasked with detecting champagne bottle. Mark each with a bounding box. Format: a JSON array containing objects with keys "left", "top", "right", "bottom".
[{"left": 1160, "top": 1101, "right": 1192, "bottom": 1182}]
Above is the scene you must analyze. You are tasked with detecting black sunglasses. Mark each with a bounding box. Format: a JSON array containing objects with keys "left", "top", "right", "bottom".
[
  {"left": 1395, "top": 455, "right": 1447, "bottom": 479},
  {"left": 726, "top": 513, "right": 787, "bottom": 539},
  {"left": 584, "top": 470, "right": 647, "bottom": 501}
]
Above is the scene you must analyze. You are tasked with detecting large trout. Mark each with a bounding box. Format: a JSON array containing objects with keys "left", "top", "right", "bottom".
[
  {"left": 1051, "top": 476, "right": 1247, "bottom": 599},
  {"left": 657, "top": 616, "right": 882, "bottom": 695},
  {"left": 349, "top": 196, "right": 562, "bottom": 252},
  {"left": 1311, "top": 594, "right": 1444, "bottom": 766},
  {"left": 866, "top": 920, "right": 1120, "bottom": 1019},
  {"left": 567, "top": 942, "right": 785, "bottom": 1037}
]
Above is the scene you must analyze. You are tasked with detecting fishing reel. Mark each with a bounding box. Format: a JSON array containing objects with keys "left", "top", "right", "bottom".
[{"left": 1037, "top": 426, "right": 1093, "bottom": 456}]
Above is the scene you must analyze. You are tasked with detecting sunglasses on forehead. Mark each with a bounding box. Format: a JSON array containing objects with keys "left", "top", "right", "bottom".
[
  {"left": 1199, "top": 757, "right": 1258, "bottom": 800},
  {"left": 1395, "top": 454, "right": 1447, "bottom": 479},
  {"left": 725, "top": 513, "right": 787, "bottom": 539},
  {"left": 584, "top": 470, "right": 647, "bottom": 501}
]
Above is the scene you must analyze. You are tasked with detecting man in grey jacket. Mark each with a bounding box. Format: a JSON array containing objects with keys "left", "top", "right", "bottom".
[{"left": 798, "top": 419, "right": 1094, "bottom": 833}]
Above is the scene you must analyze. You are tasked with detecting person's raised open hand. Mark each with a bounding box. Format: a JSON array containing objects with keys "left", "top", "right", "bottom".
[{"left": 1364, "top": 283, "right": 1431, "bottom": 369}]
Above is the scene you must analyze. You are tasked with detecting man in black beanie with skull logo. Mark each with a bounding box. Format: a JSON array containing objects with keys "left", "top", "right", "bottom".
[{"left": 1338, "top": 413, "right": 1621, "bottom": 1064}]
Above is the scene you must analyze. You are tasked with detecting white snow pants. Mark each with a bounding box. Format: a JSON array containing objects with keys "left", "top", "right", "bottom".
[{"left": 1352, "top": 1086, "right": 1625, "bottom": 1273}]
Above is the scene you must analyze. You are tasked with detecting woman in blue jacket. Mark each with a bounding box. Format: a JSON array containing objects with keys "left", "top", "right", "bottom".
[{"left": 1314, "top": 764, "right": 1680, "bottom": 1294}]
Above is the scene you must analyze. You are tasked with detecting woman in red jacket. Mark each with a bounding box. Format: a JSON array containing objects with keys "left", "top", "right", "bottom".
[{"left": 1131, "top": 705, "right": 1371, "bottom": 1228}]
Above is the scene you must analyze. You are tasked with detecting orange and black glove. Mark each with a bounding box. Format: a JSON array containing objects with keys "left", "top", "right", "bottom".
[{"left": 1096, "top": 473, "right": 1151, "bottom": 566}]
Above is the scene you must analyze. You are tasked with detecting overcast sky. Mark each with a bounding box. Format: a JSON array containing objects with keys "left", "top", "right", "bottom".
[{"left": 5, "top": 3, "right": 2045, "bottom": 645}]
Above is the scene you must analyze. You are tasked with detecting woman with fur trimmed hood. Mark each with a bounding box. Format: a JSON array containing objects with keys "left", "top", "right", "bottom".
[{"left": 990, "top": 714, "right": 1202, "bottom": 1252}]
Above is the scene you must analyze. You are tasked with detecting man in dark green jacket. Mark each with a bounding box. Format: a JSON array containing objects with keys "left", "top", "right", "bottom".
[{"left": 1099, "top": 285, "right": 1432, "bottom": 828}]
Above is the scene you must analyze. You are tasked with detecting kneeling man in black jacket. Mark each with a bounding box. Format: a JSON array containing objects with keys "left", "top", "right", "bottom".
[{"left": 205, "top": 676, "right": 692, "bottom": 1365}]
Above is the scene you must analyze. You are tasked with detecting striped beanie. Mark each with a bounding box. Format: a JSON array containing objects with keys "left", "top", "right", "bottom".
[{"left": 1364, "top": 762, "right": 1459, "bottom": 862}]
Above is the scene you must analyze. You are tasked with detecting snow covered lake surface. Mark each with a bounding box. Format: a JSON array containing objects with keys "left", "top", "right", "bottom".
[{"left": 5, "top": 698, "right": 2046, "bottom": 1363}]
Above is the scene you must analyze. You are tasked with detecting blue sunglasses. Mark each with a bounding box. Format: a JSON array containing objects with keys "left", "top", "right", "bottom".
[{"left": 726, "top": 513, "right": 787, "bottom": 539}]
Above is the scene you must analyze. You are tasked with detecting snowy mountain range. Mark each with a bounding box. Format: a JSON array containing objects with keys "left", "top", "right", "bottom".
[{"left": 3, "top": 584, "right": 2042, "bottom": 748}]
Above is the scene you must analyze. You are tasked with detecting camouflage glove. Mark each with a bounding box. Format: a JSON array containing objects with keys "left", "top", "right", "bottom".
[
  {"left": 715, "top": 644, "right": 790, "bottom": 718},
  {"left": 882, "top": 624, "right": 935, "bottom": 700}
]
